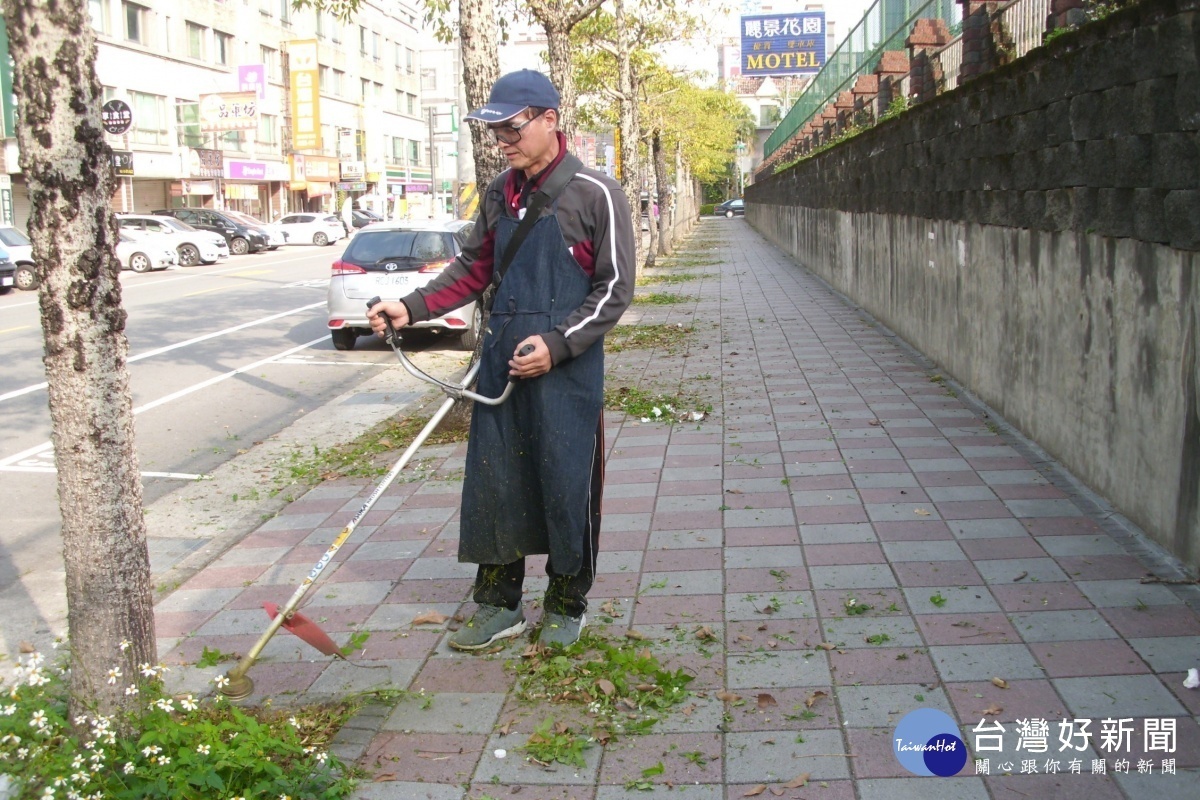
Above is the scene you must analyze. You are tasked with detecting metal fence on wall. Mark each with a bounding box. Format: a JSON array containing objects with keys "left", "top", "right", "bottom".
[{"left": 764, "top": 0, "right": 961, "bottom": 157}]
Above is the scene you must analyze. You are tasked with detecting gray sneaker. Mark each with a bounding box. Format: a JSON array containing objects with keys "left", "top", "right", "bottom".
[
  {"left": 448, "top": 604, "right": 527, "bottom": 651},
  {"left": 539, "top": 612, "right": 586, "bottom": 647}
]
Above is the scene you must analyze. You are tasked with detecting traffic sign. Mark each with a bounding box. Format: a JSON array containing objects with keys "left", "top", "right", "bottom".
[{"left": 101, "top": 99, "right": 132, "bottom": 135}]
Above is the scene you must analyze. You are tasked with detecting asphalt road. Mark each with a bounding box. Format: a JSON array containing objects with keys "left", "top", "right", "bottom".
[{"left": 0, "top": 240, "right": 468, "bottom": 659}]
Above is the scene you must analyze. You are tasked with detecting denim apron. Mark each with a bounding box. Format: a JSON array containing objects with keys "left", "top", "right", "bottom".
[{"left": 458, "top": 206, "right": 604, "bottom": 576}]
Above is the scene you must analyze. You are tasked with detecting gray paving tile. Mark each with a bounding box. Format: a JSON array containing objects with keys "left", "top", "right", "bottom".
[
  {"left": 349, "top": 541, "right": 425, "bottom": 560},
  {"left": 351, "top": 782, "right": 467, "bottom": 800},
  {"left": 819, "top": 616, "right": 923, "bottom": 649},
  {"left": 404, "top": 558, "right": 477, "bottom": 580},
  {"left": 1076, "top": 580, "right": 1184, "bottom": 608},
  {"left": 723, "top": 508, "right": 797, "bottom": 528},
  {"left": 857, "top": 778, "right": 989, "bottom": 799},
  {"left": 364, "top": 602, "right": 463, "bottom": 630},
  {"left": 258, "top": 512, "right": 332, "bottom": 531},
  {"left": 1004, "top": 499, "right": 1084, "bottom": 518},
  {"left": 1009, "top": 610, "right": 1119, "bottom": 642},
  {"left": 926, "top": 487, "right": 997, "bottom": 502},
  {"left": 389, "top": 506, "right": 458, "bottom": 525},
  {"left": 727, "top": 591, "right": 814, "bottom": 620},
  {"left": 382, "top": 692, "right": 506, "bottom": 733},
  {"left": 608, "top": 456, "right": 667, "bottom": 471},
  {"left": 928, "top": 644, "right": 1046, "bottom": 682},
  {"left": 604, "top": 512, "right": 652, "bottom": 532},
  {"left": 596, "top": 550, "right": 643, "bottom": 573},
  {"left": 903, "top": 586, "right": 999, "bottom": 615},
  {"left": 881, "top": 540, "right": 966, "bottom": 562},
  {"left": 656, "top": 495, "right": 724, "bottom": 512},
  {"left": 307, "top": 659, "right": 422, "bottom": 697},
  {"left": 810, "top": 564, "right": 898, "bottom": 590},
  {"left": 853, "top": 473, "right": 920, "bottom": 488},
  {"left": 597, "top": 786, "right": 722, "bottom": 800},
  {"left": 867, "top": 503, "right": 943, "bottom": 522},
  {"left": 1053, "top": 675, "right": 1187, "bottom": 718},
  {"left": 724, "top": 545, "right": 805, "bottom": 569},
  {"left": 606, "top": 482, "right": 659, "bottom": 498},
  {"left": 211, "top": 546, "right": 291, "bottom": 567},
  {"left": 639, "top": 570, "right": 723, "bottom": 596},
  {"left": 786, "top": 461, "right": 849, "bottom": 477},
  {"left": 156, "top": 587, "right": 243, "bottom": 613},
  {"left": 800, "top": 523, "right": 878, "bottom": 544},
  {"left": 725, "top": 729, "right": 850, "bottom": 780},
  {"left": 947, "top": 518, "right": 1029, "bottom": 539},
  {"left": 907, "top": 458, "right": 973, "bottom": 472},
  {"left": 1113, "top": 768, "right": 1200, "bottom": 799},
  {"left": 837, "top": 683, "right": 954, "bottom": 728},
  {"left": 1127, "top": 636, "right": 1200, "bottom": 672},
  {"left": 195, "top": 607, "right": 282, "bottom": 636},
  {"left": 791, "top": 489, "right": 862, "bottom": 506},
  {"left": 975, "top": 557, "right": 1068, "bottom": 584},
  {"left": 725, "top": 477, "right": 797, "bottom": 493},
  {"left": 646, "top": 695, "right": 725, "bottom": 733},
  {"left": 977, "top": 469, "right": 1050, "bottom": 486},
  {"left": 307, "top": 580, "right": 394, "bottom": 607},
  {"left": 662, "top": 467, "right": 723, "bottom": 481}
]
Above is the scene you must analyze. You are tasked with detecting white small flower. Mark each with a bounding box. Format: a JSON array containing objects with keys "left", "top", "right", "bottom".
[
  {"left": 139, "top": 663, "right": 156, "bottom": 678},
  {"left": 212, "top": 674, "right": 230, "bottom": 689},
  {"left": 141, "top": 745, "right": 161, "bottom": 757},
  {"left": 640, "top": 417, "right": 650, "bottom": 422},
  {"left": 118, "top": 640, "right": 130, "bottom": 652},
  {"left": 289, "top": 716, "right": 299, "bottom": 728},
  {"left": 315, "top": 751, "right": 328, "bottom": 765},
  {"left": 158, "top": 756, "right": 170, "bottom": 766},
  {"left": 16, "top": 747, "right": 28, "bottom": 759},
  {"left": 180, "top": 695, "right": 198, "bottom": 711},
  {"left": 123, "top": 762, "right": 134, "bottom": 774},
  {"left": 154, "top": 698, "right": 175, "bottom": 713},
  {"left": 196, "top": 743, "right": 210, "bottom": 755},
  {"left": 105, "top": 668, "right": 121, "bottom": 686},
  {"left": 1, "top": 705, "right": 15, "bottom": 716},
  {"left": 29, "top": 710, "right": 47, "bottom": 729},
  {"left": 124, "top": 685, "right": 138, "bottom": 697},
  {"left": 651, "top": 406, "right": 662, "bottom": 417},
  {"left": 73, "top": 715, "right": 87, "bottom": 726}
]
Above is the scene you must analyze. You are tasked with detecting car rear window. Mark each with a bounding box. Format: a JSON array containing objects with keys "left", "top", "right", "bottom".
[
  {"left": 0, "top": 228, "right": 31, "bottom": 247},
  {"left": 344, "top": 230, "right": 450, "bottom": 263}
]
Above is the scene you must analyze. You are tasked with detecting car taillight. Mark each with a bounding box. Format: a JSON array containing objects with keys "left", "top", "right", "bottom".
[
  {"left": 332, "top": 260, "right": 366, "bottom": 276},
  {"left": 418, "top": 259, "right": 453, "bottom": 274}
]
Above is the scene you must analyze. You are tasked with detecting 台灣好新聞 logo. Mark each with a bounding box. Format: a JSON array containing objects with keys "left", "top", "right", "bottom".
[{"left": 893, "top": 708, "right": 968, "bottom": 777}]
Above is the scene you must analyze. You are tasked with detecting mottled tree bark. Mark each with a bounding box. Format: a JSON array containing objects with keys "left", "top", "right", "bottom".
[
  {"left": 460, "top": 0, "right": 506, "bottom": 189},
  {"left": 614, "top": 0, "right": 642, "bottom": 269},
  {"left": 653, "top": 130, "right": 671, "bottom": 256},
  {"left": 1, "top": 0, "right": 155, "bottom": 722},
  {"left": 525, "top": 0, "right": 604, "bottom": 145}
]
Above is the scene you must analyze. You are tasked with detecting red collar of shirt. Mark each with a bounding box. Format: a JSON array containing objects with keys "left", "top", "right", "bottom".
[{"left": 504, "top": 131, "right": 569, "bottom": 213}]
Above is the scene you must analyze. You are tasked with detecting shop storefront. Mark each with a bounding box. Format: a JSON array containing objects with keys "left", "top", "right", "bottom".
[
  {"left": 223, "top": 159, "right": 289, "bottom": 219},
  {"left": 165, "top": 148, "right": 222, "bottom": 210},
  {"left": 289, "top": 154, "right": 338, "bottom": 213}
]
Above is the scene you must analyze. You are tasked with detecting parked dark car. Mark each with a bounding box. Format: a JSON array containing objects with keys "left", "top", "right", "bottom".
[
  {"left": 0, "top": 246, "right": 15, "bottom": 294},
  {"left": 152, "top": 208, "right": 270, "bottom": 255},
  {"left": 351, "top": 209, "right": 383, "bottom": 230},
  {"left": 715, "top": 199, "right": 744, "bottom": 218}
]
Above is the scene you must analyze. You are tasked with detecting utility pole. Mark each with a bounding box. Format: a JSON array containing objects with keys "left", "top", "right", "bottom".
[{"left": 427, "top": 106, "right": 438, "bottom": 217}]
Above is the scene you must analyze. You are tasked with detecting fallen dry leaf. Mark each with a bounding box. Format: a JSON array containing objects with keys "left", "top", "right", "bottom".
[
  {"left": 18, "top": 641, "right": 35, "bottom": 654},
  {"left": 804, "top": 690, "right": 828, "bottom": 708},
  {"left": 736, "top": 634, "right": 755, "bottom": 643},
  {"left": 767, "top": 640, "right": 779, "bottom": 649},
  {"left": 635, "top": 683, "right": 657, "bottom": 692},
  {"left": 625, "top": 630, "right": 647, "bottom": 641},
  {"left": 596, "top": 678, "right": 617, "bottom": 697},
  {"left": 411, "top": 610, "right": 449, "bottom": 626},
  {"left": 770, "top": 788, "right": 785, "bottom": 796},
  {"left": 783, "top": 773, "right": 810, "bottom": 789},
  {"left": 990, "top": 677, "right": 1009, "bottom": 689},
  {"left": 868, "top": 419, "right": 882, "bottom": 426},
  {"left": 372, "top": 773, "right": 397, "bottom": 782},
  {"left": 757, "top": 623, "right": 769, "bottom": 631},
  {"left": 816, "top": 642, "right": 837, "bottom": 651},
  {"left": 695, "top": 625, "right": 717, "bottom": 641},
  {"left": 742, "top": 785, "right": 767, "bottom": 797},
  {"left": 680, "top": 704, "right": 696, "bottom": 717},
  {"left": 757, "top": 693, "right": 778, "bottom": 709},
  {"left": 981, "top": 705, "right": 1003, "bottom": 716},
  {"left": 914, "top": 508, "right": 931, "bottom": 516},
  {"left": 716, "top": 690, "right": 742, "bottom": 703},
  {"left": 498, "top": 719, "right": 516, "bottom": 735},
  {"left": 554, "top": 721, "right": 571, "bottom": 735}
]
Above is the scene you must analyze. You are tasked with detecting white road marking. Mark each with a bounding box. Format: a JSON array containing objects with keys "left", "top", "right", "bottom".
[
  {"left": 0, "top": 301, "right": 325, "bottom": 403},
  {"left": 0, "top": 334, "right": 329, "bottom": 478}
]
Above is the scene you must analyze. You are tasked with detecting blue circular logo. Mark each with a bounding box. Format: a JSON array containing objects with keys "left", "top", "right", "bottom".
[{"left": 892, "top": 708, "right": 968, "bottom": 777}]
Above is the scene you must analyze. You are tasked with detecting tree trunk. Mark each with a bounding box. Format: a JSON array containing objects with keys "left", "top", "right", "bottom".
[
  {"left": 614, "top": 0, "right": 642, "bottom": 270},
  {"left": 1, "top": 0, "right": 156, "bottom": 722},
  {"left": 653, "top": 131, "right": 671, "bottom": 256},
  {"left": 644, "top": 136, "right": 659, "bottom": 268},
  {"left": 451, "top": 0, "right": 505, "bottom": 428},
  {"left": 460, "top": 0, "right": 506, "bottom": 189},
  {"left": 544, "top": 21, "right": 576, "bottom": 144}
]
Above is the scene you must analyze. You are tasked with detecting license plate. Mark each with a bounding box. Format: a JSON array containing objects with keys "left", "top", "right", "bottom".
[
  {"left": 375, "top": 274, "right": 410, "bottom": 288},
  {"left": 1, "top": 277, "right": 12, "bottom": 287}
]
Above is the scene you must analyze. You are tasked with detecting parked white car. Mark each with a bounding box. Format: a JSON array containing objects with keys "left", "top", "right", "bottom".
[
  {"left": 0, "top": 226, "right": 39, "bottom": 291},
  {"left": 277, "top": 212, "right": 346, "bottom": 246},
  {"left": 116, "top": 213, "right": 229, "bottom": 266},
  {"left": 116, "top": 231, "right": 175, "bottom": 273}
]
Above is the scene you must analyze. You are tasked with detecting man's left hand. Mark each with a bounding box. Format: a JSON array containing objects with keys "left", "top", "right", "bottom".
[{"left": 510, "top": 335, "right": 551, "bottom": 378}]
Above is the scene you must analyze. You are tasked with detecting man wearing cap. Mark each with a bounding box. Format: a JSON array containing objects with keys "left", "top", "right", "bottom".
[{"left": 368, "top": 70, "right": 635, "bottom": 649}]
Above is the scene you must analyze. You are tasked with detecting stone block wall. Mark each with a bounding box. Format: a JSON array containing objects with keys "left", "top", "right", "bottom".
[{"left": 745, "top": 0, "right": 1200, "bottom": 571}]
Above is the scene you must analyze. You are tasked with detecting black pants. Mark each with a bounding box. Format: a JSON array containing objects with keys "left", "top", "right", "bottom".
[{"left": 472, "top": 420, "right": 604, "bottom": 619}]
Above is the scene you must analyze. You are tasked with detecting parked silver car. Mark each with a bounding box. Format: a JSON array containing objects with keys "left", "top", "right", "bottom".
[
  {"left": 326, "top": 220, "right": 479, "bottom": 351},
  {"left": 117, "top": 213, "right": 229, "bottom": 266}
]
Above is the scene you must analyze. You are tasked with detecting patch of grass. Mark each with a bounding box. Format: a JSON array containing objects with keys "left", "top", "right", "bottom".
[
  {"left": 865, "top": 633, "right": 891, "bottom": 645},
  {"left": 636, "top": 271, "right": 708, "bottom": 287},
  {"left": 605, "top": 323, "right": 696, "bottom": 354},
  {"left": 930, "top": 592, "right": 948, "bottom": 608},
  {"left": 523, "top": 717, "right": 590, "bottom": 768},
  {"left": 278, "top": 402, "right": 470, "bottom": 486},
  {"left": 195, "top": 646, "right": 238, "bottom": 668},
  {"left": 633, "top": 292, "right": 695, "bottom": 305},
  {"left": 657, "top": 256, "right": 719, "bottom": 269},
  {"left": 604, "top": 385, "right": 712, "bottom": 423},
  {"left": 843, "top": 597, "right": 872, "bottom": 616}
]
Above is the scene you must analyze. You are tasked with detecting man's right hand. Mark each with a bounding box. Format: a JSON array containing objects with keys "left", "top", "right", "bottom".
[{"left": 367, "top": 301, "right": 410, "bottom": 337}]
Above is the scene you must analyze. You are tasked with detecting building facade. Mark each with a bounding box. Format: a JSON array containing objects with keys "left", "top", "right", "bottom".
[{"left": 0, "top": 0, "right": 444, "bottom": 229}]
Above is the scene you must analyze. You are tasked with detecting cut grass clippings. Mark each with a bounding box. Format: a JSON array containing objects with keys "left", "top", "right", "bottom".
[
  {"left": 604, "top": 385, "right": 712, "bottom": 424},
  {"left": 605, "top": 323, "right": 695, "bottom": 354},
  {"left": 632, "top": 292, "right": 695, "bottom": 306},
  {"left": 636, "top": 271, "right": 707, "bottom": 287},
  {"left": 508, "top": 630, "right": 694, "bottom": 766}
]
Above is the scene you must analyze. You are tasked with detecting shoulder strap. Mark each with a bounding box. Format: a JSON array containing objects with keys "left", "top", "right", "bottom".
[{"left": 492, "top": 154, "right": 582, "bottom": 288}]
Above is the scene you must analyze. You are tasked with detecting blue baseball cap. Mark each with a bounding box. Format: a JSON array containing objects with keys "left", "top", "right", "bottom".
[{"left": 464, "top": 69, "right": 560, "bottom": 123}]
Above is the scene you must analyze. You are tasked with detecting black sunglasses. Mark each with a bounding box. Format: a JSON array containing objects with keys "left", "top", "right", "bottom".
[{"left": 489, "top": 111, "right": 543, "bottom": 145}]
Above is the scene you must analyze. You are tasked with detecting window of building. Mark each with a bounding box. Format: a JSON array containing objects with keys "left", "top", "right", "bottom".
[
  {"left": 215, "top": 31, "right": 232, "bottom": 65},
  {"left": 391, "top": 136, "right": 405, "bottom": 164},
  {"left": 359, "top": 25, "right": 368, "bottom": 55},
  {"left": 129, "top": 90, "right": 167, "bottom": 146},
  {"left": 278, "top": 0, "right": 291, "bottom": 24},
  {"left": 219, "top": 130, "right": 245, "bottom": 153},
  {"left": 261, "top": 46, "right": 279, "bottom": 81},
  {"left": 321, "top": 124, "right": 335, "bottom": 157},
  {"left": 175, "top": 99, "right": 204, "bottom": 148},
  {"left": 406, "top": 93, "right": 417, "bottom": 117},
  {"left": 319, "top": 65, "right": 330, "bottom": 92},
  {"left": 257, "top": 114, "right": 277, "bottom": 146},
  {"left": 372, "top": 32, "right": 380, "bottom": 61},
  {"left": 409, "top": 139, "right": 420, "bottom": 166},
  {"left": 394, "top": 89, "right": 403, "bottom": 113},
  {"left": 89, "top": 0, "right": 109, "bottom": 34},
  {"left": 186, "top": 22, "right": 205, "bottom": 60},
  {"left": 123, "top": 1, "right": 145, "bottom": 44},
  {"left": 360, "top": 78, "right": 370, "bottom": 103},
  {"left": 405, "top": 48, "right": 415, "bottom": 75},
  {"left": 332, "top": 69, "right": 344, "bottom": 96},
  {"left": 373, "top": 81, "right": 383, "bottom": 102},
  {"left": 316, "top": 11, "right": 328, "bottom": 39},
  {"left": 395, "top": 42, "right": 402, "bottom": 70},
  {"left": 421, "top": 67, "right": 437, "bottom": 93}
]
